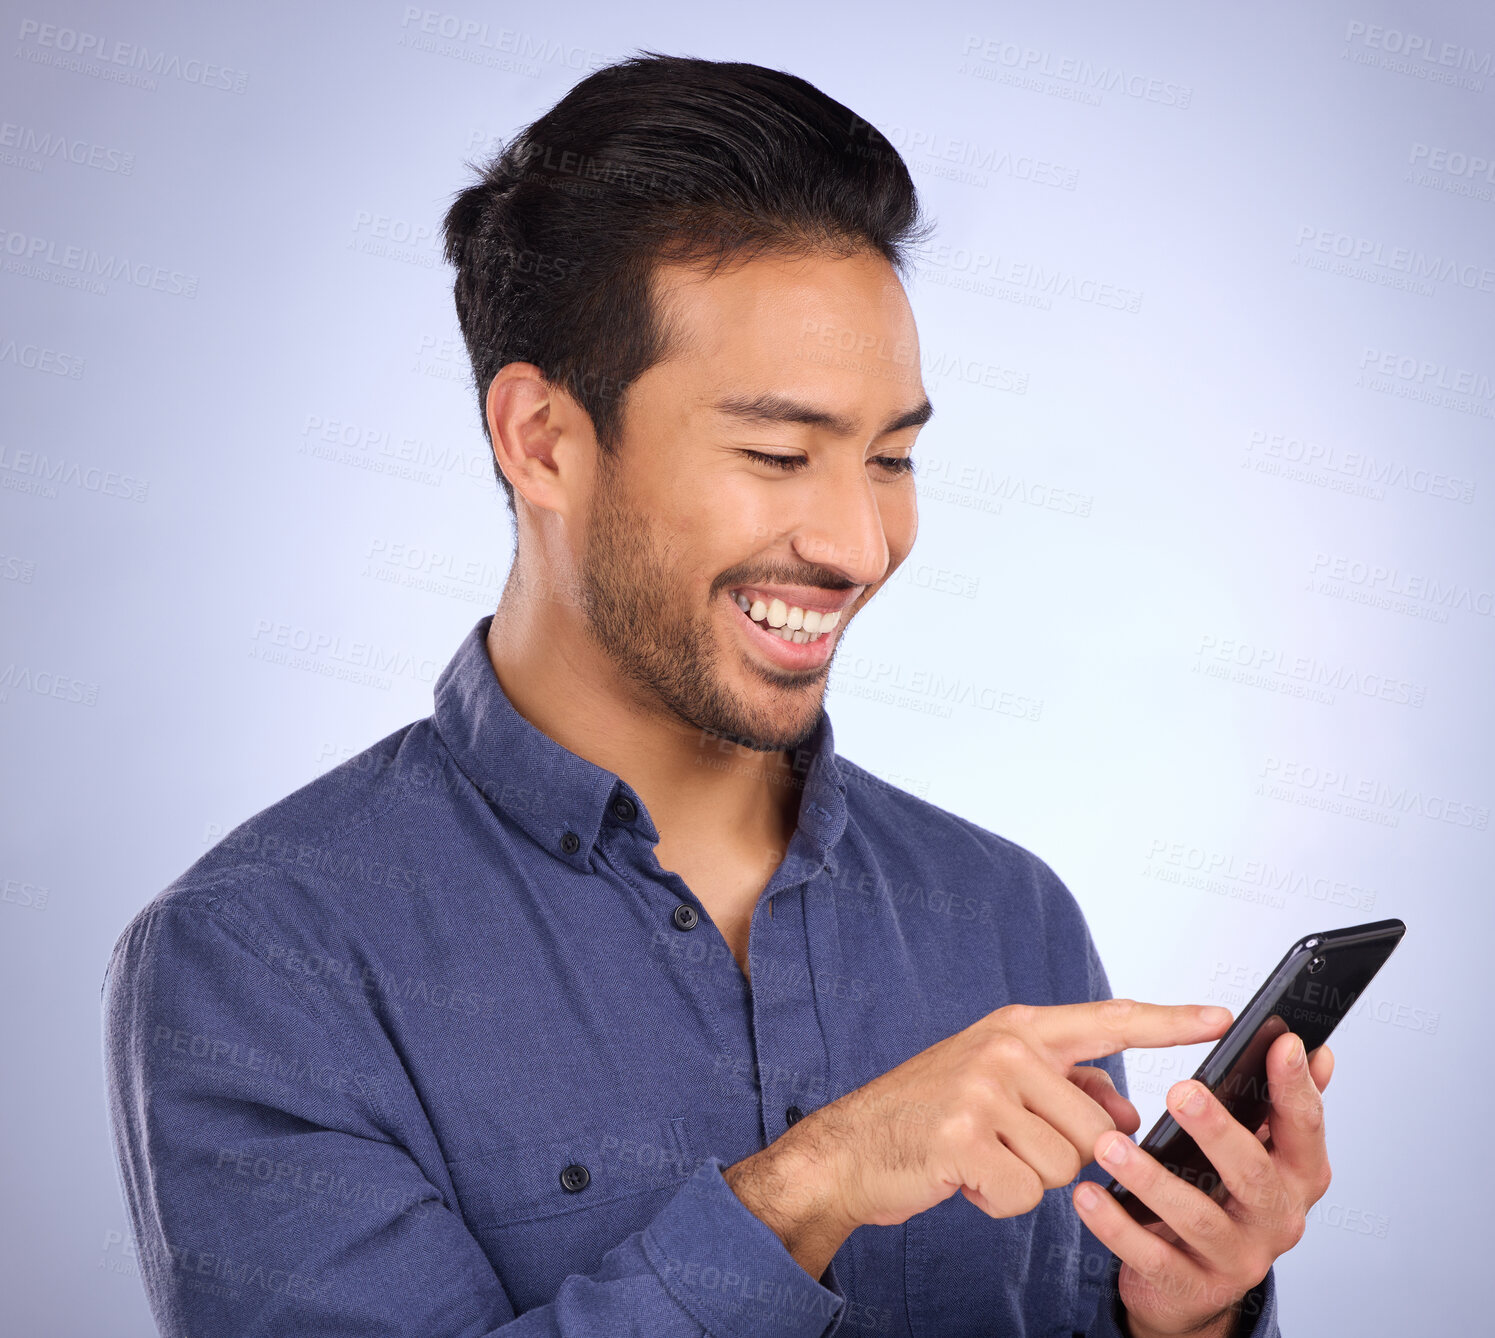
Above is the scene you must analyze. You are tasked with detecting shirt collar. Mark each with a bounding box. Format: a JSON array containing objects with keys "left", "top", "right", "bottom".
[{"left": 433, "top": 615, "right": 848, "bottom": 877}]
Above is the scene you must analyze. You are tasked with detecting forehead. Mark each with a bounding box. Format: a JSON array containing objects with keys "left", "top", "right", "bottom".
[{"left": 647, "top": 248, "right": 924, "bottom": 414}]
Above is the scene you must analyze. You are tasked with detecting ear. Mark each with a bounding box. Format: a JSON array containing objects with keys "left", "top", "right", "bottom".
[{"left": 485, "top": 364, "right": 585, "bottom": 518}]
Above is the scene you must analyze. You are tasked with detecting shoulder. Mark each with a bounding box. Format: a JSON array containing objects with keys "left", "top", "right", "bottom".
[
  {"left": 834, "top": 754, "right": 1101, "bottom": 990},
  {"left": 107, "top": 716, "right": 457, "bottom": 970},
  {"left": 837, "top": 755, "right": 1079, "bottom": 907}
]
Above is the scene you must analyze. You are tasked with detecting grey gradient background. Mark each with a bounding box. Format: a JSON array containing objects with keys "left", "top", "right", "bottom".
[{"left": 3, "top": 1, "right": 1491, "bottom": 1332}]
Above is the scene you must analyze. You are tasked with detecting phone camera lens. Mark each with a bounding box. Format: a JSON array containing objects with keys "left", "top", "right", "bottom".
[{"left": 1307, "top": 955, "right": 1326, "bottom": 974}]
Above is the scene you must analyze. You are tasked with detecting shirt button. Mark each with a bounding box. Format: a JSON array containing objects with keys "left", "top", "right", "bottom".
[
  {"left": 672, "top": 903, "right": 699, "bottom": 931},
  {"left": 560, "top": 831, "right": 580, "bottom": 854},
  {"left": 786, "top": 1105, "right": 805, "bottom": 1125},
  {"left": 559, "top": 1163, "right": 590, "bottom": 1193},
  {"left": 612, "top": 795, "right": 637, "bottom": 823}
]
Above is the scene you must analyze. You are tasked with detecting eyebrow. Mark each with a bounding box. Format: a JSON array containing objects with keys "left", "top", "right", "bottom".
[{"left": 711, "top": 391, "right": 934, "bottom": 439}]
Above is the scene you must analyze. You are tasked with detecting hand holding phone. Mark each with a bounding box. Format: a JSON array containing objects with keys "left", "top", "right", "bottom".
[{"left": 1105, "top": 917, "right": 1405, "bottom": 1225}]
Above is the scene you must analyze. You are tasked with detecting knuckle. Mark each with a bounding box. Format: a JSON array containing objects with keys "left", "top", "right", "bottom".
[
  {"left": 1048, "top": 1144, "right": 1083, "bottom": 1189},
  {"left": 1314, "top": 1159, "right": 1333, "bottom": 1200},
  {"left": 936, "top": 1105, "right": 983, "bottom": 1152},
  {"left": 1236, "top": 1156, "right": 1276, "bottom": 1211},
  {"left": 1283, "top": 1212, "right": 1307, "bottom": 1250},
  {"left": 1013, "top": 1164, "right": 1045, "bottom": 1215},
  {"left": 1096, "top": 997, "right": 1136, "bottom": 1031},
  {"left": 985, "top": 1031, "right": 1033, "bottom": 1067},
  {"left": 1247, "top": 1248, "right": 1276, "bottom": 1284},
  {"left": 1183, "top": 1201, "right": 1226, "bottom": 1249},
  {"left": 996, "top": 1001, "right": 1037, "bottom": 1029},
  {"left": 1136, "top": 1238, "right": 1172, "bottom": 1283},
  {"left": 1297, "top": 1094, "right": 1325, "bottom": 1135}
]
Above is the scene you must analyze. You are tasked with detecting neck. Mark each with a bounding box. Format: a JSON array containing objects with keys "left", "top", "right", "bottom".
[{"left": 484, "top": 580, "right": 806, "bottom": 860}]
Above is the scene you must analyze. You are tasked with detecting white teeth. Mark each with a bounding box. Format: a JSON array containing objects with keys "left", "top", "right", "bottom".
[{"left": 731, "top": 591, "right": 844, "bottom": 646}]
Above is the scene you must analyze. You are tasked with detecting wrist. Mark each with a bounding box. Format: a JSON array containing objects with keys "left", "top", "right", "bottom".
[
  {"left": 723, "top": 1127, "right": 858, "bottom": 1280},
  {"left": 1123, "top": 1298, "right": 1241, "bottom": 1338}
]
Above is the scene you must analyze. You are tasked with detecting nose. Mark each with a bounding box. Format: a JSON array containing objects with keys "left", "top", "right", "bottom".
[{"left": 788, "top": 456, "right": 893, "bottom": 590}]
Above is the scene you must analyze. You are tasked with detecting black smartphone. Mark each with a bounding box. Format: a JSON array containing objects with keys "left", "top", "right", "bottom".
[{"left": 1105, "top": 917, "right": 1406, "bottom": 1226}]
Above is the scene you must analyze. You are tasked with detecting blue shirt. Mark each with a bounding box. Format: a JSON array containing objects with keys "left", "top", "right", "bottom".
[{"left": 103, "top": 613, "right": 1280, "bottom": 1337}]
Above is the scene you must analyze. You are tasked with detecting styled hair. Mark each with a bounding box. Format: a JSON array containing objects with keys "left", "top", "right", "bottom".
[{"left": 440, "top": 50, "right": 932, "bottom": 515}]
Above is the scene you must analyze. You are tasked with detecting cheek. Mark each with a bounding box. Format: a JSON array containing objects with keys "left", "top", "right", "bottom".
[{"left": 884, "top": 486, "right": 917, "bottom": 560}]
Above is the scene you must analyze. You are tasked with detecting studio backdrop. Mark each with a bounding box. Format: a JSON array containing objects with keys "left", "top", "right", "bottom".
[{"left": 3, "top": 0, "right": 1490, "bottom": 1332}]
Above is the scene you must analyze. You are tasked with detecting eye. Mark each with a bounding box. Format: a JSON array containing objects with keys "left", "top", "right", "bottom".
[
  {"left": 740, "top": 450, "right": 915, "bottom": 477},
  {"left": 741, "top": 450, "right": 808, "bottom": 472}
]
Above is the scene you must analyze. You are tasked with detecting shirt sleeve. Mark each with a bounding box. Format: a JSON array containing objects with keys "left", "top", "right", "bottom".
[
  {"left": 1080, "top": 1265, "right": 1279, "bottom": 1338},
  {"left": 1070, "top": 924, "right": 1282, "bottom": 1338},
  {"left": 102, "top": 897, "right": 847, "bottom": 1338}
]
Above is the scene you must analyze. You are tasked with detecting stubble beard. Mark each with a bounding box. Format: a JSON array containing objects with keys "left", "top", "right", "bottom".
[{"left": 576, "top": 452, "right": 825, "bottom": 755}]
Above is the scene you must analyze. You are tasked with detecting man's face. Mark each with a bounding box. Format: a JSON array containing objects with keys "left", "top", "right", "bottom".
[{"left": 576, "top": 246, "right": 928, "bottom": 754}]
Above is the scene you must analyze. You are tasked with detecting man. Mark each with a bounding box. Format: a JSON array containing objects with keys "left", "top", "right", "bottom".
[{"left": 103, "top": 52, "right": 1334, "bottom": 1338}]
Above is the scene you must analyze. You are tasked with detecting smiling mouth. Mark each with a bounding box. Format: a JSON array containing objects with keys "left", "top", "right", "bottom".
[{"left": 730, "top": 592, "right": 843, "bottom": 645}]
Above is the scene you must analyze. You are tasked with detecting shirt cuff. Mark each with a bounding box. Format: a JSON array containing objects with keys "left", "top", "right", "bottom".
[
  {"left": 1086, "top": 1261, "right": 1279, "bottom": 1338},
  {"left": 642, "top": 1153, "right": 847, "bottom": 1338}
]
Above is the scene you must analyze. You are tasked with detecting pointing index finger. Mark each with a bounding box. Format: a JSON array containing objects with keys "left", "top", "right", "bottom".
[{"left": 1031, "top": 998, "right": 1234, "bottom": 1067}]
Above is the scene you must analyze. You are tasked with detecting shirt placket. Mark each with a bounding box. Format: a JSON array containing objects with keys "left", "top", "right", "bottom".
[{"left": 746, "top": 840, "right": 835, "bottom": 1149}]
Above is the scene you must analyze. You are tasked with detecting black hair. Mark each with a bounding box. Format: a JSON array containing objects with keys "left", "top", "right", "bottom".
[{"left": 440, "top": 50, "right": 933, "bottom": 516}]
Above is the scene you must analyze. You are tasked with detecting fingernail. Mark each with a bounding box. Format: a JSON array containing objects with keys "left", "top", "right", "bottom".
[
  {"left": 1290, "top": 1036, "right": 1306, "bottom": 1068},
  {"left": 1101, "top": 1133, "right": 1130, "bottom": 1166},
  {"left": 1178, "top": 1085, "right": 1206, "bottom": 1115}
]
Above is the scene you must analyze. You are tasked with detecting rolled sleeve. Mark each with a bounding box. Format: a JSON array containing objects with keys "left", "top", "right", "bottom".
[{"left": 643, "top": 1154, "right": 847, "bottom": 1338}]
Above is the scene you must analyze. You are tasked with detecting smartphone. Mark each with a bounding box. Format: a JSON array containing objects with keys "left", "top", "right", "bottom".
[{"left": 1105, "top": 917, "right": 1406, "bottom": 1226}]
